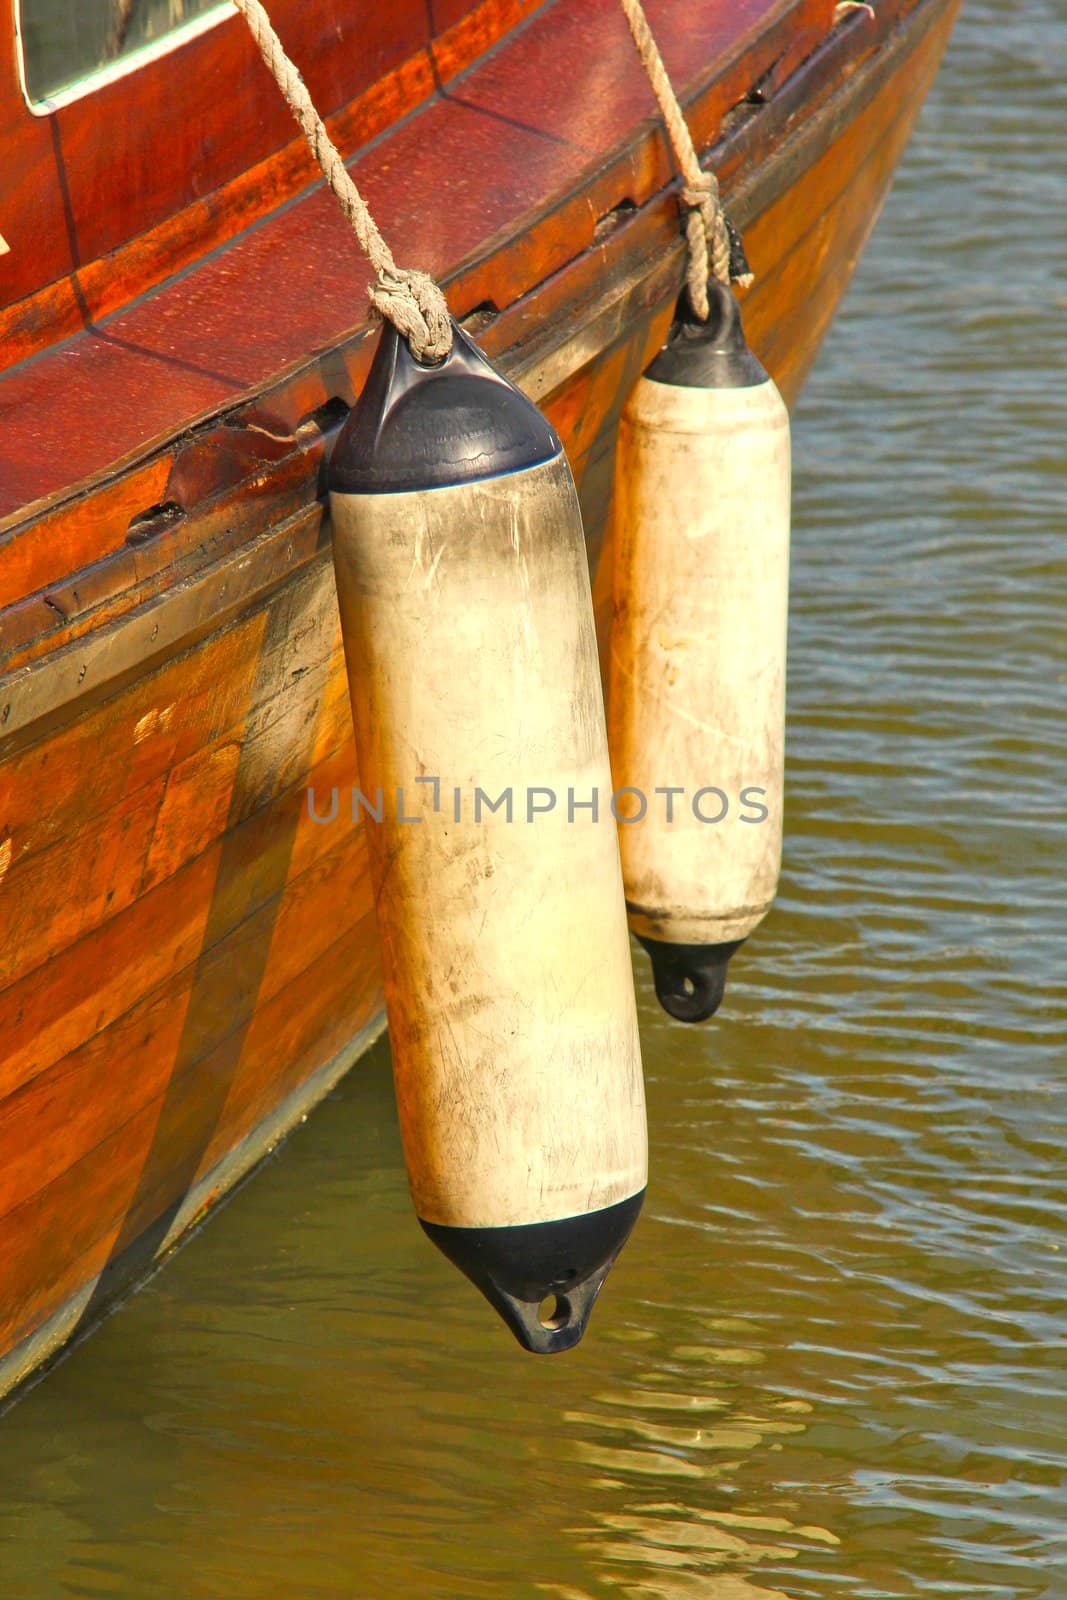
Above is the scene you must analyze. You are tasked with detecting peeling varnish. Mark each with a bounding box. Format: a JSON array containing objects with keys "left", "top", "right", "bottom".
[
  {"left": 0, "top": 835, "right": 12, "bottom": 886},
  {"left": 133, "top": 705, "right": 173, "bottom": 743}
]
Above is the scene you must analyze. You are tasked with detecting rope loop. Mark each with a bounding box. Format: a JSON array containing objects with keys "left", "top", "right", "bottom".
[
  {"left": 232, "top": 0, "right": 453, "bottom": 362},
  {"left": 369, "top": 270, "right": 453, "bottom": 365},
  {"left": 678, "top": 176, "right": 713, "bottom": 212},
  {"left": 618, "top": 0, "right": 748, "bottom": 319},
  {"left": 678, "top": 176, "right": 731, "bottom": 322}
]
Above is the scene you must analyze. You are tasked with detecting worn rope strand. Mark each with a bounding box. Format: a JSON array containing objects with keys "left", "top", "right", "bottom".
[
  {"left": 230, "top": 0, "right": 452, "bottom": 361},
  {"left": 617, "top": 0, "right": 738, "bottom": 319}
]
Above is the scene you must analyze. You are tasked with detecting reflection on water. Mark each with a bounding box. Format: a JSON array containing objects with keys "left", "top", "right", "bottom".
[{"left": 1, "top": 0, "right": 1064, "bottom": 1595}]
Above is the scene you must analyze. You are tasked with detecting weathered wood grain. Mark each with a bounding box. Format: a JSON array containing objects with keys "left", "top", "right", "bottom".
[
  {"left": 0, "top": 0, "right": 550, "bottom": 362},
  {"left": 0, "top": 0, "right": 842, "bottom": 515},
  {"left": 0, "top": 915, "right": 382, "bottom": 1358},
  {"left": 0, "top": 738, "right": 359, "bottom": 1101}
]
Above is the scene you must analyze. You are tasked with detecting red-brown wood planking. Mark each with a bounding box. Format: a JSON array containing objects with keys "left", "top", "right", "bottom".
[
  {"left": 0, "top": 0, "right": 547, "bottom": 349},
  {"left": 0, "top": 0, "right": 840, "bottom": 511}
]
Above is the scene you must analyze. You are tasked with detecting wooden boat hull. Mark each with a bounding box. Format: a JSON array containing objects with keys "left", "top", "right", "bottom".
[{"left": 0, "top": 0, "right": 960, "bottom": 1399}]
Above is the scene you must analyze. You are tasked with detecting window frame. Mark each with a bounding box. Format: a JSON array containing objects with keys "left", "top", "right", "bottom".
[{"left": 15, "top": 0, "right": 232, "bottom": 115}]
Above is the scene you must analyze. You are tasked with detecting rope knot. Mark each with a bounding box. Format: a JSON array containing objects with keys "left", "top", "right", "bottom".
[
  {"left": 618, "top": 0, "right": 743, "bottom": 320},
  {"left": 368, "top": 268, "right": 453, "bottom": 365},
  {"left": 678, "top": 172, "right": 732, "bottom": 323},
  {"left": 679, "top": 175, "right": 714, "bottom": 213},
  {"left": 233, "top": 0, "right": 453, "bottom": 365}
]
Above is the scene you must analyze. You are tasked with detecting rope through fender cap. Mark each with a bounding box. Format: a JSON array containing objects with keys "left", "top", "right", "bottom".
[
  {"left": 230, "top": 0, "right": 452, "bottom": 363},
  {"left": 617, "top": 0, "right": 753, "bottom": 319}
]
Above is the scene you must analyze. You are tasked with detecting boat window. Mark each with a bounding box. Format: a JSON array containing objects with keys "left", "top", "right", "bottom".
[{"left": 18, "top": 0, "right": 227, "bottom": 108}]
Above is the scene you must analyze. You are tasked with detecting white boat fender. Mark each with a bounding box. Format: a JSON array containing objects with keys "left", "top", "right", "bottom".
[
  {"left": 329, "top": 322, "right": 647, "bottom": 1351},
  {"left": 608, "top": 279, "right": 791, "bottom": 1021}
]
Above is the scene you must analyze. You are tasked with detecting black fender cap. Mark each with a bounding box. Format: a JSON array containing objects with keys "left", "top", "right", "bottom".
[
  {"left": 645, "top": 278, "right": 767, "bottom": 390},
  {"left": 421, "top": 1189, "right": 645, "bottom": 1354},
  {"left": 329, "top": 319, "right": 562, "bottom": 494},
  {"left": 636, "top": 933, "right": 745, "bottom": 1022}
]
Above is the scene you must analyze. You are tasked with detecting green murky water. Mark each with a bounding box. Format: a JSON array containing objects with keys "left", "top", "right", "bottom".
[{"left": 2, "top": 2, "right": 1064, "bottom": 1594}]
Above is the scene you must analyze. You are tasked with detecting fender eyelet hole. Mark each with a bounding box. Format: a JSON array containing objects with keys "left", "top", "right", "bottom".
[{"left": 538, "top": 1294, "right": 572, "bottom": 1330}]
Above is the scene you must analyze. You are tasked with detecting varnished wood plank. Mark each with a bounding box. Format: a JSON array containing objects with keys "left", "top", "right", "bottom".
[
  {"left": 0, "top": 740, "right": 358, "bottom": 1103},
  {"left": 0, "top": 0, "right": 842, "bottom": 514},
  {"left": 0, "top": 828, "right": 372, "bottom": 1223},
  {"left": 0, "top": 915, "right": 381, "bottom": 1356},
  {"left": 0, "top": 555, "right": 340, "bottom": 866},
  {"left": 0, "top": 570, "right": 354, "bottom": 994},
  {"left": 0, "top": 458, "right": 172, "bottom": 613},
  {"left": 0, "top": 0, "right": 548, "bottom": 360},
  {"left": 0, "top": 426, "right": 326, "bottom": 668},
  {"left": 0, "top": 1008, "right": 383, "bottom": 1402}
]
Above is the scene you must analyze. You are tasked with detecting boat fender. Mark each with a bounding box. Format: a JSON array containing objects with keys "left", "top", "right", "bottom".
[
  {"left": 608, "top": 279, "right": 791, "bottom": 1021},
  {"left": 329, "top": 322, "right": 647, "bottom": 1351}
]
